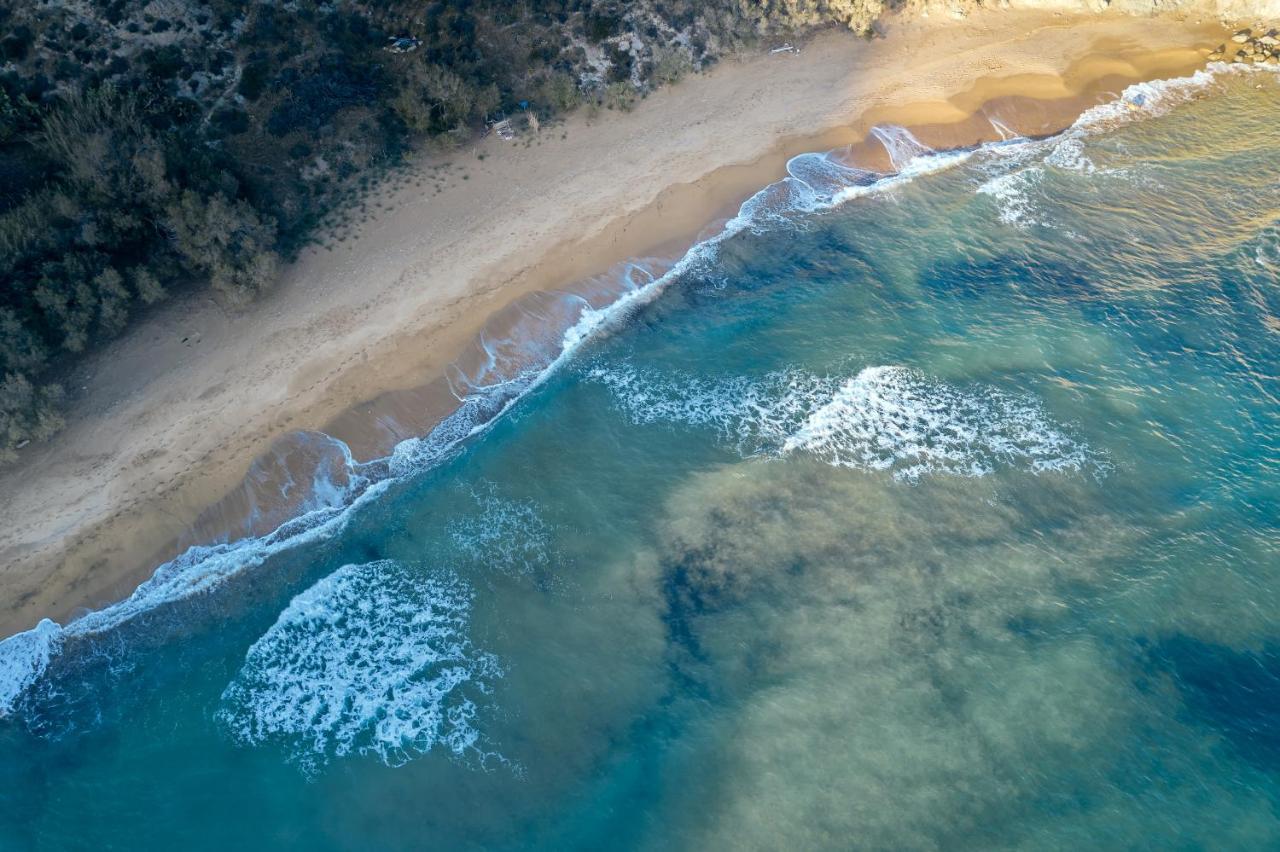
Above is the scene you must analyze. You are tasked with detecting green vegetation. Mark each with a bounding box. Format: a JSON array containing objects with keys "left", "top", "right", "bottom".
[{"left": 0, "top": 0, "right": 888, "bottom": 462}]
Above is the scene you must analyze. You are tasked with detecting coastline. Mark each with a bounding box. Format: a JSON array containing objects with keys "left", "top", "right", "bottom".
[{"left": 0, "top": 9, "right": 1224, "bottom": 637}]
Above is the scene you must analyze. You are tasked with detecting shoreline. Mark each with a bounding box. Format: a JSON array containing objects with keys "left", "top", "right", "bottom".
[{"left": 0, "top": 9, "right": 1224, "bottom": 637}]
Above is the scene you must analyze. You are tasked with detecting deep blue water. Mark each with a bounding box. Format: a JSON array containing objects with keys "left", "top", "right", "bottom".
[{"left": 1, "top": 64, "right": 1279, "bottom": 850}]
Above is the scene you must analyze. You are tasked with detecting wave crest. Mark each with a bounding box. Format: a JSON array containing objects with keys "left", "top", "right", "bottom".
[{"left": 588, "top": 364, "right": 1095, "bottom": 481}]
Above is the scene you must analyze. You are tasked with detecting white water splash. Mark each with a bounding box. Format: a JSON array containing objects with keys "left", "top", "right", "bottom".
[
  {"left": 0, "top": 619, "right": 63, "bottom": 717},
  {"left": 1043, "top": 137, "right": 1097, "bottom": 174},
  {"left": 0, "top": 479, "right": 392, "bottom": 718},
  {"left": 589, "top": 364, "right": 1094, "bottom": 482},
  {"left": 1070, "top": 64, "right": 1255, "bottom": 133},
  {"left": 977, "top": 168, "right": 1046, "bottom": 228},
  {"left": 782, "top": 366, "right": 1091, "bottom": 480},
  {"left": 871, "top": 125, "right": 935, "bottom": 171},
  {"left": 217, "top": 560, "right": 501, "bottom": 773},
  {"left": 973, "top": 63, "right": 1278, "bottom": 230}
]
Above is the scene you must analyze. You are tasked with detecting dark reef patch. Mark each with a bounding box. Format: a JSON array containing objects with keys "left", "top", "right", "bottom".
[{"left": 1146, "top": 635, "right": 1280, "bottom": 768}]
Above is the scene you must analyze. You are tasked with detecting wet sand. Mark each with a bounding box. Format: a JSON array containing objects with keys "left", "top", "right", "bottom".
[{"left": 0, "top": 9, "right": 1225, "bottom": 636}]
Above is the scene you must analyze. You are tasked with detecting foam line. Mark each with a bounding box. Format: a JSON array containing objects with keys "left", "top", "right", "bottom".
[
  {"left": 975, "top": 62, "right": 1279, "bottom": 229},
  {"left": 217, "top": 560, "right": 501, "bottom": 772},
  {"left": 871, "top": 125, "right": 935, "bottom": 171},
  {"left": 986, "top": 115, "right": 1023, "bottom": 141},
  {"left": 588, "top": 365, "right": 1096, "bottom": 482}
]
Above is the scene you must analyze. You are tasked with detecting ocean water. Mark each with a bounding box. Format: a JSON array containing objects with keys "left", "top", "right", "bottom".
[{"left": 2, "top": 64, "right": 1279, "bottom": 850}]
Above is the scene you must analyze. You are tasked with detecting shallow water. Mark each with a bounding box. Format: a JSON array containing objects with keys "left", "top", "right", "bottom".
[{"left": 2, "top": 65, "right": 1279, "bottom": 850}]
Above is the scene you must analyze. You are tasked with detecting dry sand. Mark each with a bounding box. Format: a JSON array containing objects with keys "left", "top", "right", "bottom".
[{"left": 0, "top": 8, "right": 1225, "bottom": 636}]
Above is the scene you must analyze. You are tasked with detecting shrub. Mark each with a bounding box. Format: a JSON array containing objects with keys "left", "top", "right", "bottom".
[
  {"left": 0, "top": 26, "right": 33, "bottom": 62},
  {"left": 537, "top": 71, "right": 581, "bottom": 113},
  {"left": 267, "top": 58, "right": 384, "bottom": 136},
  {"left": 237, "top": 60, "right": 270, "bottom": 101},
  {"left": 0, "top": 372, "right": 64, "bottom": 462},
  {"left": 131, "top": 267, "right": 166, "bottom": 304},
  {"left": 603, "top": 81, "right": 636, "bottom": 111},
  {"left": 213, "top": 106, "right": 250, "bottom": 135},
  {"left": 585, "top": 13, "right": 622, "bottom": 43},
  {"left": 652, "top": 47, "right": 693, "bottom": 85},
  {"left": 164, "top": 190, "right": 279, "bottom": 303}
]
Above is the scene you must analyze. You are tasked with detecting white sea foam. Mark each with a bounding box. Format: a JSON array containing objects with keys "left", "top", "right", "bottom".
[
  {"left": 589, "top": 364, "right": 1093, "bottom": 482},
  {"left": 448, "top": 489, "right": 552, "bottom": 577},
  {"left": 1043, "top": 137, "right": 1096, "bottom": 173},
  {"left": 217, "top": 560, "right": 501, "bottom": 772},
  {"left": 973, "top": 62, "right": 1275, "bottom": 230},
  {"left": 781, "top": 366, "right": 1091, "bottom": 480},
  {"left": 977, "top": 168, "right": 1045, "bottom": 228},
  {"left": 974, "top": 131, "right": 1129, "bottom": 227},
  {"left": 871, "top": 126, "right": 935, "bottom": 171},
  {"left": 0, "top": 619, "right": 63, "bottom": 717},
  {"left": 735, "top": 124, "right": 974, "bottom": 224},
  {"left": 585, "top": 364, "right": 819, "bottom": 453},
  {"left": 973, "top": 123, "right": 1105, "bottom": 228},
  {"left": 986, "top": 115, "right": 1023, "bottom": 142},
  {"left": 1071, "top": 64, "right": 1239, "bottom": 133},
  {"left": 0, "top": 477, "right": 394, "bottom": 719}
]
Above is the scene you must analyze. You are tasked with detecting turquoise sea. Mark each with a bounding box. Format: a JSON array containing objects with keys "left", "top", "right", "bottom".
[{"left": 2, "top": 64, "right": 1279, "bottom": 850}]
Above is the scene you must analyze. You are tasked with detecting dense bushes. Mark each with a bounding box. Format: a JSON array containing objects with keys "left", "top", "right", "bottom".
[
  {"left": 0, "top": 0, "right": 880, "bottom": 462},
  {"left": 0, "top": 80, "right": 280, "bottom": 460},
  {"left": 266, "top": 59, "right": 386, "bottom": 136}
]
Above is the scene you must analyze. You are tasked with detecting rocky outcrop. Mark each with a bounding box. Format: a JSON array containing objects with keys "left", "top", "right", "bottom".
[{"left": 1210, "top": 26, "right": 1280, "bottom": 62}]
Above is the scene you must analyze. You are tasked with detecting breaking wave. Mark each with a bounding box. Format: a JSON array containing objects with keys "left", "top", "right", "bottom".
[
  {"left": 782, "top": 366, "right": 1093, "bottom": 478},
  {"left": 0, "top": 619, "right": 62, "bottom": 720},
  {"left": 587, "top": 364, "right": 1095, "bottom": 481},
  {"left": 975, "top": 62, "right": 1277, "bottom": 229},
  {"left": 217, "top": 560, "right": 501, "bottom": 773},
  {"left": 977, "top": 167, "right": 1045, "bottom": 228}
]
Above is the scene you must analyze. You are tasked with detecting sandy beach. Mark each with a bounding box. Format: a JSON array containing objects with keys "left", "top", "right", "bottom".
[{"left": 0, "top": 8, "right": 1225, "bottom": 636}]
